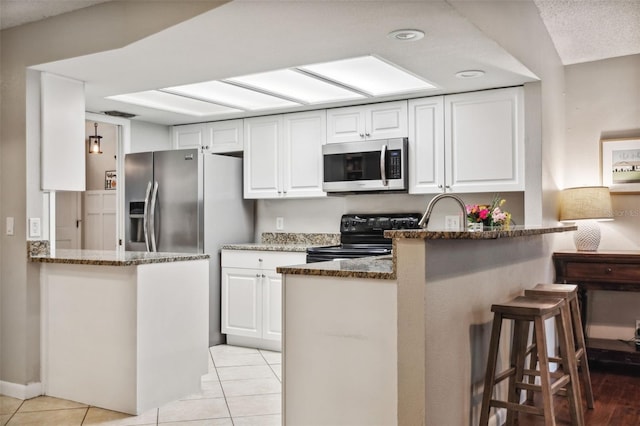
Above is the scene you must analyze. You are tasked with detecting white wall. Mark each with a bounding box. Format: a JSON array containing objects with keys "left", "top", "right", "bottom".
[
  {"left": 129, "top": 120, "right": 171, "bottom": 153},
  {"left": 560, "top": 54, "right": 640, "bottom": 341}
]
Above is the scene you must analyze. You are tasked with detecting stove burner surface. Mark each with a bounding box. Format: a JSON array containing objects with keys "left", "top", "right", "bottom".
[{"left": 306, "top": 213, "right": 422, "bottom": 263}]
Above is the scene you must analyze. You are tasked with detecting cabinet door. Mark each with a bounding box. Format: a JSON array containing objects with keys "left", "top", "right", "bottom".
[
  {"left": 41, "top": 73, "right": 86, "bottom": 191},
  {"left": 282, "top": 110, "right": 327, "bottom": 198},
  {"left": 207, "top": 119, "right": 243, "bottom": 153},
  {"left": 262, "top": 271, "right": 282, "bottom": 341},
  {"left": 367, "top": 100, "right": 408, "bottom": 140},
  {"left": 445, "top": 87, "right": 525, "bottom": 193},
  {"left": 408, "top": 97, "right": 445, "bottom": 194},
  {"left": 172, "top": 124, "right": 208, "bottom": 150},
  {"left": 221, "top": 268, "right": 262, "bottom": 338},
  {"left": 244, "top": 116, "right": 283, "bottom": 199},
  {"left": 326, "top": 106, "right": 366, "bottom": 144}
]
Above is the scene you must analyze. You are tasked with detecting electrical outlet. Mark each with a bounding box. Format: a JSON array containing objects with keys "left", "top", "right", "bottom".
[
  {"left": 276, "top": 217, "right": 284, "bottom": 231},
  {"left": 445, "top": 215, "right": 460, "bottom": 231},
  {"left": 29, "top": 217, "right": 41, "bottom": 238}
]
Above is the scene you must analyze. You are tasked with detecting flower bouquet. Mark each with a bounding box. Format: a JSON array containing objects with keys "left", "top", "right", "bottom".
[{"left": 466, "top": 195, "right": 511, "bottom": 230}]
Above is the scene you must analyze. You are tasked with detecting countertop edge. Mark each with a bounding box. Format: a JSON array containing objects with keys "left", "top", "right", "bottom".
[
  {"left": 384, "top": 225, "right": 576, "bottom": 240},
  {"left": 30, "top": 250, "right": 210, "bottom": 266}
]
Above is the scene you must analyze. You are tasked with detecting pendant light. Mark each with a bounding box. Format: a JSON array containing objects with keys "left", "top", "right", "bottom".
[{"left": 88, "top": 122, "right": 103, "bottom": 154}]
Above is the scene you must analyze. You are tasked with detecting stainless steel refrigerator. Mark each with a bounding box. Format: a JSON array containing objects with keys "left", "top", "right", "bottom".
[{"left": 125, "top": 149, "right": 254, "bottom": 345}]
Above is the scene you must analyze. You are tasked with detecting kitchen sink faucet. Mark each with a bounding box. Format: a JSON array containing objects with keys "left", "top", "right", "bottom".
[{"left": 418, "top": 193, "right": 467, "bottom": 230}]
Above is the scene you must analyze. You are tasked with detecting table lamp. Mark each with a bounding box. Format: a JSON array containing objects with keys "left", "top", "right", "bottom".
[{"left": 559, "top": 186, "right": 613, "bottom": 251}]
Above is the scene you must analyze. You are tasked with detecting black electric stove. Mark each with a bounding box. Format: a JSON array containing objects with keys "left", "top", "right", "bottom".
[{"left": 306, "top": 213, "right": 422, "bottom": 263}]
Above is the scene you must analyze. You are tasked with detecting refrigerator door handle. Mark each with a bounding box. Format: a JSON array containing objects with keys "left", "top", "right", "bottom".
[
  {"left": 149, "top": 181, "right": 159, "bottom": 252},
  {"left": 142, "top": 181, "right": 152, "bottom": 252}
]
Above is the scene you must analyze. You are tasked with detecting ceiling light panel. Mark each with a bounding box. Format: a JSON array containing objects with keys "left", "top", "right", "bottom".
[
  {"left": 300, "top": 56, "right": 437, "bottom": 96},
  {"left": 228, "top": 69, "right": 366, "bottom": 104},
  {"left": 107, "top": 90, "right": 240, "bottom": 117},
  {"left": 164, "top": 81, "right": 300, "bottom": 111}
]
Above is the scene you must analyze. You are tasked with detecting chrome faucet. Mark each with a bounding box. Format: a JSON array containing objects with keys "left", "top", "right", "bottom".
[{"left": 418, "top": 193, "right": 467, "bottom": 230}]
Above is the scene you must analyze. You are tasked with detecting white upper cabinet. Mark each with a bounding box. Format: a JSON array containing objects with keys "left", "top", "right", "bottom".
[
  {"left": 326, "top": 100, "right": 408, "bottom": 143},
  {"left": 408, "top": 97, "right": 445, "bottom": 194},
  {"left": 282, "top": 110, "right": 326, "bottom": 198},
  {"left": 244, "top": 111, "right": 326, "bottom": 199},
  {"left": 208, "top": 119, "right": 243, "bottom": 153},
  {"left": 409, "top": 87, "right": 525, "bottom": 194},
  {"left": 172, "top": 119, "right": 243, "bottom": 153},
  {"left": 445, "top": 87, "right": 524, "bottom": 193},
  {"left": 41, "top": 73, "right": 86, "bottom": 191},
  {"left": 244, "top": 115, "right": 282, "bottom": 199},
  {"left": 172, "top": 123, "right": 206, "bottom": 150}
]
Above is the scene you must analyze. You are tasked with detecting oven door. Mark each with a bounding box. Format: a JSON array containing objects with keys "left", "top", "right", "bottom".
[
  {"left": 306, "top": 245, "right": 392, "bottom": 263},
  {"left": 322, "top": 138, "right": 407, "bottom": 193}
]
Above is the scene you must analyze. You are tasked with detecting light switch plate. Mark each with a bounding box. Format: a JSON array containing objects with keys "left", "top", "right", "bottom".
[
  {"left": 6, "top": 217, "right": 14, "bottom": 236},
  {"left": 28, "top": 217, "right": 41, "bottom": 238},
  {"left": 276, "top": 217, "right": 284, "bottom": 231},
  {"left": 445, "top": 215, "right": 460, "bottom": 231}
]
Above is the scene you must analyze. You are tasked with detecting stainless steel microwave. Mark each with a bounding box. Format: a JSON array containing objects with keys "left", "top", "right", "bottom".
[{"left": 322, "top": 137, "right": 408, "bottom": 193}]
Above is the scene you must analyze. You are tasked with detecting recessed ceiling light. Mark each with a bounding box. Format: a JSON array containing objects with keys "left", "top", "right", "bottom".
[
  {"left": 387, "top": 29, "right": 425, "bottom": 41},
  {"left": 455, "top": 70, "right": 485, "bottom": 79}
]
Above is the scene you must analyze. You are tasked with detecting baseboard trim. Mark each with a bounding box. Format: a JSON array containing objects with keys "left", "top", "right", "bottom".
[{"left": 0, "top": 381, "right": 43, "bottom": 400}]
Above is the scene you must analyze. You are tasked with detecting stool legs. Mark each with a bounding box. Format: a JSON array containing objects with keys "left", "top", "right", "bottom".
[
  {"left": 570, "top": 295, "right": 595, "bottom": 408},
  {"left": 480, "top": 314, "right": 504, "bottom": 426},
  {"left": 480, "top": 296, "right": 585, "bottom": 426}
]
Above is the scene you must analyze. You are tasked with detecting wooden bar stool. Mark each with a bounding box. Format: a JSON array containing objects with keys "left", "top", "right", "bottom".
[
  {"left": 479, "top": 296, "right": 585, "bottom": 426},
  {"left": 524, "top": 283, "right": 595, "bottom": 409}
]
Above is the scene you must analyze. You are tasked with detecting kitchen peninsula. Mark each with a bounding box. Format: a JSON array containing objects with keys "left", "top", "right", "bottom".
[
  {"left": 279, "top": 225, "right": 576, "bottom": 426},
  {"left": 30, "top": 246, "right": 210, "bottom": 415}
]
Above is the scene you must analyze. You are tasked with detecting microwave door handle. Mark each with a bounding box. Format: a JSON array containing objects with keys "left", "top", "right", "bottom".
[
  {"left": 142, "top": 181, "right": 152, "bottom": 252},
  {"left": 149, "top": 181, "right": 159, "bottom": 252},
  {"left": 380, "top": 144, "right": 388, "bottom": 186}
]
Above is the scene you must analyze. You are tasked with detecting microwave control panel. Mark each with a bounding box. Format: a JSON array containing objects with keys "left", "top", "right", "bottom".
[{"left": 388, "top": 150, "right": 402, "bottom": 179}]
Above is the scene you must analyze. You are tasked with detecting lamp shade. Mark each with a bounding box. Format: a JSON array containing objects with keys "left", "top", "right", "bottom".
[{"left": 559, "top": 186, "right": 613, "bottom": 221}]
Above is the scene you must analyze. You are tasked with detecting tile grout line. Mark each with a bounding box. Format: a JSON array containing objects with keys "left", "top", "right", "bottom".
[{"left": 209, "top": 347, "right": 235, "bottom": 425}]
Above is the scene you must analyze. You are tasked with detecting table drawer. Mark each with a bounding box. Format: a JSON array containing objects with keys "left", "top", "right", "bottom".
[{"left": 565, "top": 262, "right": 640, "bottom": 282}]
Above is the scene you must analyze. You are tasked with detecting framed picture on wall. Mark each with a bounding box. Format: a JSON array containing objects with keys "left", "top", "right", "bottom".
[
  {"left": 105, "top": 170, "right": 117, "bottom": 190},
  {"left": 601, "top": 138, "right": 640, "bottom": 193}
]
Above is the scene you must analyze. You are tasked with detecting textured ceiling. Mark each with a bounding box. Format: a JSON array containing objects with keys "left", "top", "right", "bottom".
[
  {"left": 0, "top": 0, "right": 112, "bottom": 30},
  {"left": 533, "top": 0, "right": 640, "bottom": 65}
]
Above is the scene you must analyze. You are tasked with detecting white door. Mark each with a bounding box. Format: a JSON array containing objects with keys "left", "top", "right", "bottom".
[
  {"left": 408, "top": 97, "right": 445, "bottom": 194},
  {"left": 55, "top": 191, "right": 82, "bottom": 249},
  {"left": 221, "top": 268, "right": 262, "bottom": 338},
  {"left": 326, "top": 106, "right": 366, "bottom": 144},
  {"left": 282, "top": 110, "right": 327, "bottom": 198},
  {"left": 262, "top": 271, "right": 282, "bottom": 341},
  {"left": 172, "top": 124, "right": 207, "bottom": 149},
  {"left": 84, "top": 190, "right": 117, "bottom": 250},
  {"left": 244, "top": 116, "right": 282, "bottom": 199},
  {"left": 445, "top": 87, "right": 525, "bottom": 193},
  {"left": 367, "top": 100, "right": 408, "bottom": 140}
]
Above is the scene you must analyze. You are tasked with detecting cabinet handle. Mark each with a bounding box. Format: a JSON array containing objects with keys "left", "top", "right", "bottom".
[
  {"left": 256, "top": 274, "right": 260, "bottom": 278},
  {"left": 261, "top": 274, "right": 266, "bottom": 278},
  {"left": 365, "top": 132, "right": 370, "bottom": 137},
  {"left": 359, "top": 133, "right": 365, "bottom": 138},
  {"left": 258, "top": 258, "right": 263, "bottom": 262},
  {"left": 438, "top": 184, "right": 443, "bottom": 189},
  {"left": 445, "top": 185, "right": 451, "bottom": 189},
  {"left": 606, "top": 267, "right": 613, "bottom": 273}
]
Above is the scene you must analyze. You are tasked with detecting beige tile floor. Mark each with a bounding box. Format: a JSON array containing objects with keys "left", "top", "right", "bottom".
[{"left": 0, "top": 345, "right": 281, "bottom": 426}]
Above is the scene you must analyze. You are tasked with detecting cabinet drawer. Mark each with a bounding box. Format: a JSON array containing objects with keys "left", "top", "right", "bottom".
[
  {"left": 222, "top": 250, "right": 306, "bottom": 270},
  {"left": 565, "top": 262, "right": 640, "bottom": 282}
]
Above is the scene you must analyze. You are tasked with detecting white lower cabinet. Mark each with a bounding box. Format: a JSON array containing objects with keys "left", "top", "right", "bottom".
[{"left": 221, "top": 250, "right": 306, "bottom": 350}]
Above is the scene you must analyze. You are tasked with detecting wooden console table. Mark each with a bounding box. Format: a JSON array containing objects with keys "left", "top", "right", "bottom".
[{"left": 553, "top": 250, "right": 640, "bottom": 367}]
